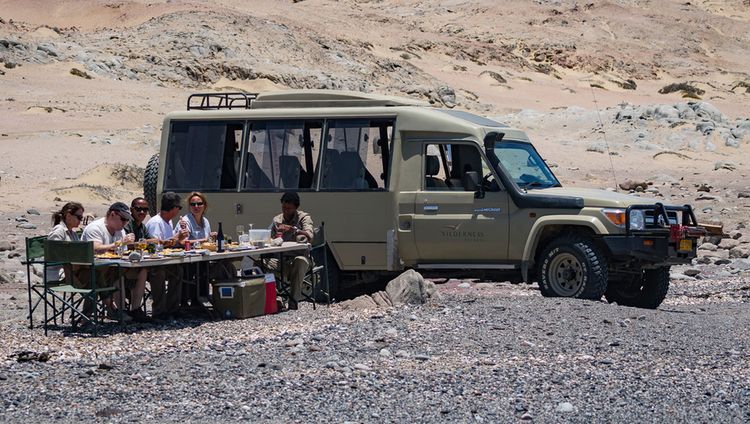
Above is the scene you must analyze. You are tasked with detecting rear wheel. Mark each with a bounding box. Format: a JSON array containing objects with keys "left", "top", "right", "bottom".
[
  {"left": 605, "top": 266, "right": 670, "bottom": 309},
  {"left": 143, "top": 154, "right": 159, "bottom": 216},
  {"left": 537, "top": 236, "right": 608, "bottom": 300}
]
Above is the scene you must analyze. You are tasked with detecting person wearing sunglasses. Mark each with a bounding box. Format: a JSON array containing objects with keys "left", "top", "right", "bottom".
[
  {"left": 176, "top": 192, "right": 216, "bottom": 306},
  {"left": 47, "top": 202, "right": 85, "bottom": 282},
  {"left": 175, "top": 192, "right": 216, "bottom": 243},
  {"left": 124, "top": 197, "right": 155, "bottom": 242},
  {"left": 49, "top": 202, "right": 84, "bottom": 242},
  {"left": 145, "top": 192, "right": 189, "bottom": 319},
  {"left": 79, "top": 202, "right": 150, "bottom": 323}
]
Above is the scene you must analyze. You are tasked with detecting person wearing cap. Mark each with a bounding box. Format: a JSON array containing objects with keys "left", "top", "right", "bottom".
[
  {"left": 79, "top": 202, "right": 150, "bottom": 323},
  {"left": 145, "top": 192, "right": 189, "bottom": 319}
]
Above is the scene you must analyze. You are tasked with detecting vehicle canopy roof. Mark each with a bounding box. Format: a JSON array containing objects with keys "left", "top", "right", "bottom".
[{"left": 165, "top": 90, "right": 531, "bottom": 143}]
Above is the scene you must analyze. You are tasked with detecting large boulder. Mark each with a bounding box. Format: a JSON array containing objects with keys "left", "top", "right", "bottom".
[
  {"left": 339, "top": 270, "right": 438, "bottom": 310},
  {"left": 691, "top": 102, "right": 726, "bottom": 123},
  {"left": 340, "top": 294, "right": 378, "bottom": 310},
  {"left": 385, "top": 269, "right": 426, "bottom": 305}
]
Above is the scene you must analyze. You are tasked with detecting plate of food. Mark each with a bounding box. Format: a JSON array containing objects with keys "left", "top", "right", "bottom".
[
  {"left": 95, "top": 252, "right": 122, "bottom": 259},
  {"left": 186, "top": 249, "right": 209, "bottom": 255},
  {"left": 200, "top": 242, "right": 217, "bottom": 252}
]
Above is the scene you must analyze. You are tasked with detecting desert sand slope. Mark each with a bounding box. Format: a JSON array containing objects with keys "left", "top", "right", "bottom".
[{"left": 0, "top": 2, "right": 749, "bottom": 422}]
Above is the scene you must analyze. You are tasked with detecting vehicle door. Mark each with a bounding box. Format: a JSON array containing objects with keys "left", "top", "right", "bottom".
[{"left": 412, "top": 142, "right": 510, "bottom": 262}]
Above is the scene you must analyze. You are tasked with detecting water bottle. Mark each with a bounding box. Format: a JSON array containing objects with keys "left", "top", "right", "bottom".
[{"left": 217, "top": 222, "right": 225, "bottom": 252}]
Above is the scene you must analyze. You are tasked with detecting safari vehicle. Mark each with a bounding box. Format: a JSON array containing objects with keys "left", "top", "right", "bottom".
[{"left": 144, "top": 90, "right": 704, "bottom": 308}]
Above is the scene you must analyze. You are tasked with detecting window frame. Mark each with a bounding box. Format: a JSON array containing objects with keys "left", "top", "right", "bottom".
[
  {"left": 421, "top": 141, "right": 504, "bottom": 192},
  {"left": 313, "top": 117, "right": 395, "bottom": 193},
  {"left": 163, "top": 119, "right": 247, "bottom": 193}
]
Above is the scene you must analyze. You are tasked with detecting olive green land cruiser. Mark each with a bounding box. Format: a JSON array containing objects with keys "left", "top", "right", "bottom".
[{"left": 144, "top": 90, "right": 705, "bottom": 308}]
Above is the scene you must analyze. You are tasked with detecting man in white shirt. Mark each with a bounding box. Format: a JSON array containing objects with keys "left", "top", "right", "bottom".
[
  {"left": 146, "top": 192, "right": 189, "bottom": 319},
  {"left": 80, "top": 202, "right": 150, "bottom": 323}
]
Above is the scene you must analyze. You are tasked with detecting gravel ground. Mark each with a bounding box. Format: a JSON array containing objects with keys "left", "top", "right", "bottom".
[{"left": 1, "top": 274, "right": 749, "bottom": 423}]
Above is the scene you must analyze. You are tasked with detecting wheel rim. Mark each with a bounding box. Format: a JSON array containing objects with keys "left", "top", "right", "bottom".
[{"left": 548, "top": 253, "right": 584, "bottom": 296}]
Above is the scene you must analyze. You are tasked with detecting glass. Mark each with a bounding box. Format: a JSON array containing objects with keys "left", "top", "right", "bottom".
[
  {"left": 136, "top": 238, "right": 148, "bottom": 252},
  {"left": 236, "top": 224, "right": 245, "bottom": 240},
  {"left": 492, "top": 141, "right": 560, "bottom": 189}
]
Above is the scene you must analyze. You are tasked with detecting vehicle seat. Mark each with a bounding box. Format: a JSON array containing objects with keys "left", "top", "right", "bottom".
[
  {"left": 279, "top": 155, "right": 302, "bottom": 189},
  {"left": 245, "top": 152, "right": 273, "bottom": 189},
  {"left": 336, "top": 151, "right": 367, "bottom": 189},
  {"left": 425, "top": 155, "right": 447, "bottom": 190},
  {"left": 320, "top": 149, "right": 340, "bottom": 188}
]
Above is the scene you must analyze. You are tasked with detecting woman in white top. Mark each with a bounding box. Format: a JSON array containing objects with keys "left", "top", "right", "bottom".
[
  {"left": 176, "top": 191, "right": 215, "bottom": 242},
  {"left": 46, "top": 202, "right": 84, "bottom": 281},
  {"left": 48, "top": 202, "right": 84, "bottom": 242},
  {"left": 176, "top": 192, "right": 215, "bottom": 303}
]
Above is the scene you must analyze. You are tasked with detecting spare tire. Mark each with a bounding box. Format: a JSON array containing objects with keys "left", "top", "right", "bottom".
[{"left": 143, "top": 154, "right": 159, "bottom": 216}]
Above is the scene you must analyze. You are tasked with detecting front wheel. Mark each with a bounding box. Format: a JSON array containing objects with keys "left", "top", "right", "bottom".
[
  {"left": 537, "top": 236, "right": 608, "bottom": 300},
  {"left": 605, "top": 267, "right": 670, "bottom": 309}
]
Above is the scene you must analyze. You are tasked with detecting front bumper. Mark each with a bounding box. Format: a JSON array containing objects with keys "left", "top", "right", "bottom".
[{"left": 602, "top": 233, "right": 698, "bottom": 265}]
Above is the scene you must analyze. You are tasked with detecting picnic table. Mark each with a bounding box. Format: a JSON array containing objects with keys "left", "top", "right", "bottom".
[
  {"left": 95, "top": 242, "right": 309, "bottom": 268},
  {"left": 95, "top": 242, "right": 310, "bottom": 317}
]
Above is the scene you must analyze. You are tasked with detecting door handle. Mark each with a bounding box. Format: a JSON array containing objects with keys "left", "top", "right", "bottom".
[{"left": 423, "top": 204, "right": 439, "bottom": 212}]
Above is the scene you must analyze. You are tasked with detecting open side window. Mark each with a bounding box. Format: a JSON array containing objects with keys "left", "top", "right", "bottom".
[
  {"left": 164, "top": 121, "right": 244, "bottom": 191},
  {"left": 242, "top": 120, "right": 323, "bottom": 191},
  {"left": 319, "top": 119, "right": 393, "bottom": 191},
  {"left": 423, "top": 143, "right": 500, "bottom": 192}
]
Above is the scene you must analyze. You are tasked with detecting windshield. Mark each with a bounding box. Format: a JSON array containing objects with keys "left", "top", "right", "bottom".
[{"left": 492, "top": 141, "right": 560, "bottom": 189}]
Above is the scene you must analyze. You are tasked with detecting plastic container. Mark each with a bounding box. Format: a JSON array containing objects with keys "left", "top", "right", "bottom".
[{"left": 248, "top": 229, "right": 271, "bottom": 241}]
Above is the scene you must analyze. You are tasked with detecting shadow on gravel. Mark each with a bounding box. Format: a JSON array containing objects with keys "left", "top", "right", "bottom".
[{"left": 44, "top": 315, "right": 214, "bottom": 338}]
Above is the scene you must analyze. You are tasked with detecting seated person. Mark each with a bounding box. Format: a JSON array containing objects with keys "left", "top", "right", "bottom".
[
  {"left": 145, "top": 192, "right": 189, "bottom": 319},
  {"left": 175, "top": 192, "right": 217, "bottom": 306},
  {"left": 80, "top": 202, "right": 150, "bottom": 323},
  {"left": 47, "top": 202, "right": 84, "bottom": 283},
  {"left": 124, "top": 197, "right": 155, "bottom": 242},
  {"left": 266, "top": 192, "right": 313, "bottom": 310}
]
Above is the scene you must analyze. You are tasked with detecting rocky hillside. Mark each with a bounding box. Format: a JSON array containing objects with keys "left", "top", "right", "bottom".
[{"left": 1, "top": 0, "right": 749, "bottom": 113}]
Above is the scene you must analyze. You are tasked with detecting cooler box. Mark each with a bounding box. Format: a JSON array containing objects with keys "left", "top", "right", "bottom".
[
  {"left": 211, "top": 272, "right": 278, "bottom": 319},
  {"left": 212, "top": 277, "right": 266, "bottom": 319}
]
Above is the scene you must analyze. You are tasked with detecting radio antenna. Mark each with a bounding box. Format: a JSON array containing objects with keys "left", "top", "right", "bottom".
[{"left": 589, "top": 85, "right": 619, "bottom": 192}]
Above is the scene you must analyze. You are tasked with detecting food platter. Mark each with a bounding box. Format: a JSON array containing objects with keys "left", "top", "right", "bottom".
[{"left": 95, "top": 252, "right": 123, "bottom": 260}]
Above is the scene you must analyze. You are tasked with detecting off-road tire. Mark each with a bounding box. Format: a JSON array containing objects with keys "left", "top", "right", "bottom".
[
  {"left": 537, "top": 236, "right": 608, "bottom": 300},
  {"left": 605, "top": 266, "right": 670, "bottom": 309},
  {"left": 143, "top": 154, "right": 159, "bottom": 216}
]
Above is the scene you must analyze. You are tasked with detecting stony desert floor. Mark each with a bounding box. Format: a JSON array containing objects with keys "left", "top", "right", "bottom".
[{"left": 0, "top": 0, "right": 749, "bottom": 422}]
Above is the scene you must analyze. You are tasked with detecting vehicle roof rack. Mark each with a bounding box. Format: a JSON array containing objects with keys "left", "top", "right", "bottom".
[{"left": 187, "top": 92, "right": 257, "bottom": 110}]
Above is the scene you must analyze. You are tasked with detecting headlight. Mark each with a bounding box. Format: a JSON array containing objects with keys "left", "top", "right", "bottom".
[{"left": 629, "top": 210, "right": 645, "bottom": 230}]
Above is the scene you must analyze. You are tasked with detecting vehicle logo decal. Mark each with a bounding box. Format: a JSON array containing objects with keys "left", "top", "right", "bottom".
[{"left": 474, "top": 207, "right": 501, "bottom": 214}]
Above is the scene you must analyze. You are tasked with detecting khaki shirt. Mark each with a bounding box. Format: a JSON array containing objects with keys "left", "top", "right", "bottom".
[{"left": 271, "top": 210, "right": 314, "bottom": 242}]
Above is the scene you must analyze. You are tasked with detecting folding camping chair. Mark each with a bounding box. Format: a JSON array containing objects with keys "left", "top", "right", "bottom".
[
  {"left": 43, "top": 240, "right": 120, "bottom": 335},
  {"left": 24, "top": 235, "right": 69, "bottom": 329},
  {"left": 301, "top": 222, "right": 330, "bottom": 308}
]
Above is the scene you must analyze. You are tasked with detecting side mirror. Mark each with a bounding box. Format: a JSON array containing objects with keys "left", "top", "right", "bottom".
[{"left": 462, "top": 171, "right": 484, "bottom": 198}]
